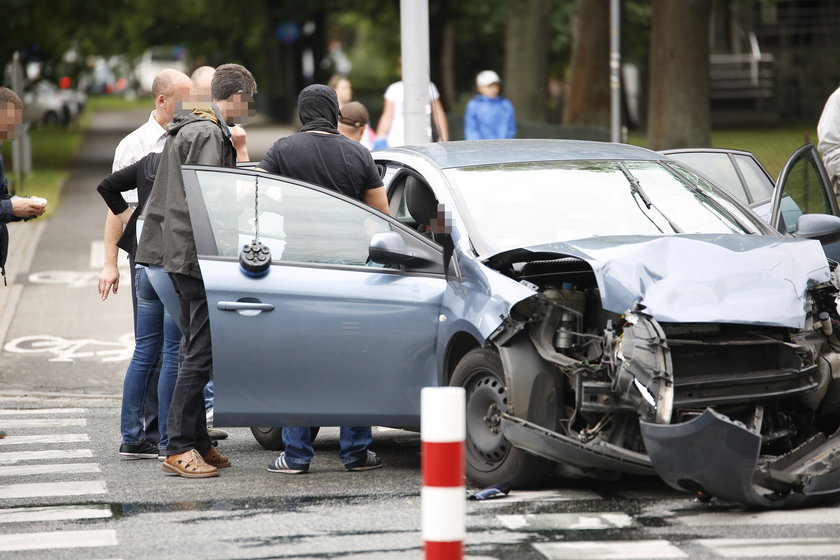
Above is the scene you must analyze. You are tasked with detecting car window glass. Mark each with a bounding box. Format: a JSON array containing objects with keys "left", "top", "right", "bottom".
[
  {"left": 626, "top": 162, "right": 745, "bottom": 235},
  {"left": 666, "top": 152, "right": 747, "bottom": 203},
  {"left": 732, "top": 154, "right": 774, "bottom": 204},
  {"left": 443, "top": 161, "right": 747, "bottom": 255},
  {"left": 777, "top": 155, "right": 833, "bottom": 234},
  {"left": 195, "top": 170, "right": 390, "bottom": 265}
]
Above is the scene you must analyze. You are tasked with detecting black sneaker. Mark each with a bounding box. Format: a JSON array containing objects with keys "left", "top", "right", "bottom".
[
  {"left": 267, "top": 452, "right": 309, "bottom": 474},
  {"left": 119, "top": 440, "right": 159, "bottom": 459},
  {"left": 345, "top": 450, "right": 382, "bottom": 472}
]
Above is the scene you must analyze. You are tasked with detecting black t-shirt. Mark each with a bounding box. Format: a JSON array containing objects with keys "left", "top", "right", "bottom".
[{"left": 258, "top": 131, "right": 383, "bottom": 201}]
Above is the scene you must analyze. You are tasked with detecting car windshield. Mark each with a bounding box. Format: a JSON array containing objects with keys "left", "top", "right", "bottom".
[{"left": 443, "top": 160, "right": 754, "bottom": 255}]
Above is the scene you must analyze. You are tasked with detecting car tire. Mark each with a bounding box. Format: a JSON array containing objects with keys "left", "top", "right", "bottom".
[
  {"left": 249, "top": 426, "right": 320, "bottom": 451},
  {"left": 451, "top": 347, "right": 550, "bottom": 489},
  {"left": 43, "top": 111, "right": 59, "bottom": 126}
]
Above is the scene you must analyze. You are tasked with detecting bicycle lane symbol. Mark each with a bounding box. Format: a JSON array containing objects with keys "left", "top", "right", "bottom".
[{"left": 4, "top": 333, "right": 135, "bottom": 363}]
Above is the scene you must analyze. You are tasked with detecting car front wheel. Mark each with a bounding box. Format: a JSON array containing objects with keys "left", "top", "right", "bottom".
[
  {"left": 450, "top": 347, "right": 550, "bottom": 489},
  {"left": 250, "top": 426, "right": 320, "bottom": 450}
]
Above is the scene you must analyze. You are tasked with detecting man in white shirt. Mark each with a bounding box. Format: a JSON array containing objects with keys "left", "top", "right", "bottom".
[
  {"left": 97, "top": 69, "right": 191, "bottom": 457},
  {"left": 99, "top": 68, "right": 192, "bottom": 299},
  {"left": 818, "top": 85, "right": 840, "bottom": 197}
]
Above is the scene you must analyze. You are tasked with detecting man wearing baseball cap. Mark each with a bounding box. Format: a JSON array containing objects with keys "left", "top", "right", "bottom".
[
  {"left": 464, "top": 70, "right": 517, "bottom": 140},
  {"left": 337, "top": 101, "right": 370, "bottom": 144}
]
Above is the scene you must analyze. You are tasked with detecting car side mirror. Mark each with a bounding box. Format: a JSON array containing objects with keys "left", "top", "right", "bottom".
[
  {"left": 369, "top": 232, "right": 422, "bottom": 266},
  {"left": 794, "top": 213, "right": 840, "bottom": 245}
]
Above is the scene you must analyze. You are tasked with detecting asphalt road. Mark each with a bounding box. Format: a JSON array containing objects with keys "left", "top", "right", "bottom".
[{"left": 2, "top": 111, "right": 840, "bottom": 559}]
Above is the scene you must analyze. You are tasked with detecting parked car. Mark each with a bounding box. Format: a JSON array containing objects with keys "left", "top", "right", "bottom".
[
  {"left": 22, "top": 81, "right": 68, "bottom": 126},
  {"left": 662, "top": 145, "right": 840, "bottom": 261},
  {"left": 145, "top": 139, "right": 840, "bottom": 508},
  {"left": 22, "top": 81, "right": 86, "bottom": 127}
]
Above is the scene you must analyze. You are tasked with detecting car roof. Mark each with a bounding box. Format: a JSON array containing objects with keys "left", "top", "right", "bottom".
[{"left": 378, "top": 139, "right": 666, "bottom": 169}]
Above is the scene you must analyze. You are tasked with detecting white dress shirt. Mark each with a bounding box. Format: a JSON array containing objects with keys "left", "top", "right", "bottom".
[{"left": 111, "top": 111, "right": 168, "bottom": 203}]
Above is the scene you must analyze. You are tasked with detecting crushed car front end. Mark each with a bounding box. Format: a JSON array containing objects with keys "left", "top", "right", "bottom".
[{"left": 484, "top": 235, "right": 840, "bottom": 507}]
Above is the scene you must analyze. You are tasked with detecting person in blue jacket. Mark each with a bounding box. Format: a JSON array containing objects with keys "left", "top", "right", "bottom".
[{"left": 464, "top": 70, "right": 516, "bottom": 140}]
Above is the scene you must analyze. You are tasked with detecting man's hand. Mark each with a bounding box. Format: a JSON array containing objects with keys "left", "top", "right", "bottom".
[
  {"left": 231, "top": 124, "right": 250, "bottom": 162},
  {"left": 98, "top": 264, "right": 120, "bottom": 301},
  {"left": 11, "top": 196, "right": 47, "bottom": 218}
]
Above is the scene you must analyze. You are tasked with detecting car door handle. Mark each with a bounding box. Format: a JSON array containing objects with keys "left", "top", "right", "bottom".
[{"left": 217, "top": 301, "right": 275, "bottom": 311}]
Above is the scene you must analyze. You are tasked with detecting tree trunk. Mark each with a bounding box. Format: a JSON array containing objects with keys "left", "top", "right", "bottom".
[
  {"left": 504, "top": 0, "right": 553, "bottom": 123},
  {"left": 647, "top": 0, "right": 711, "bottom": 150},
  {"left": 441, "top": 20, "right": 456, "bottom": 111},
  {"left": 563, "top": 0, "right": 610, "bottom": 127}
]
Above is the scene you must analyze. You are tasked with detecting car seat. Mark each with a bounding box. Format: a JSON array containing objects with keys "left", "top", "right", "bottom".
[{"left": 404, "top": 176, "right": 437, "bottom": 236}]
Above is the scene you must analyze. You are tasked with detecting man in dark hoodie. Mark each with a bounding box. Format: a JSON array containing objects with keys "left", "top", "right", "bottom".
[
  {"left": 256, "top": 84, "right": 387, "bottom": 474},
  {"left": 136, "top": 63, "right": 256, "bottom": 478}
]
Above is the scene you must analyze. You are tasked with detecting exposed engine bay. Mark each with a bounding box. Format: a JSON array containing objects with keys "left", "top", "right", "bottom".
[{"left": 487, "top": 249, "right": 840, "bottom": 507}]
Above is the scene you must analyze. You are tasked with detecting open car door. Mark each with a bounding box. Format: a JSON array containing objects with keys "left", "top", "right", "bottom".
[
  {"left": 178, "top": 165, "right": 447, "bottom": 429},
  {"left": 768, "top": 144, "right": 840, "bottom": 260}
]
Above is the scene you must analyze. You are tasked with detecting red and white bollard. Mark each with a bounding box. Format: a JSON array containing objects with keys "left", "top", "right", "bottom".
[{"left": 421, "top": 387, "right": 466, "bottom": 560}]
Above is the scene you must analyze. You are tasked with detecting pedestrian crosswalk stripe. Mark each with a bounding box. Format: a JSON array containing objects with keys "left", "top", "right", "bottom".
[
  {"left": 0, "top": 433, "right": 90, "bottom": 446},
  {"left": 0, "top": 529, "right": 117, "bottom": 552},
  {"left": 0, "top": 480, "right": 107, "bottom": 499},
  {"left": 0, "top": 504, "right": 112, "bottom": 523},
  {"left": 0, "top": 449, "right": 94, "bottom": 464},
  {"left": 0, "top": 463, "right": 101, "bottom": 477},
  {"left": 533, "top": 539, "right": 688, "bottom": 559},
  {"left": 1, "top": 418, "right": 86, "bottom": 428},
  {"left": 675, "top": 507, "right": 840, "bottom": 526},
  {"left": 696, "top": 537, "right": 840, "bottom": 558},
  {"left": 499, "top": 512, "right": 635, "bottom": 531},
  {"left": 0, "top": 408, "right": 86, "bottom": 415}
]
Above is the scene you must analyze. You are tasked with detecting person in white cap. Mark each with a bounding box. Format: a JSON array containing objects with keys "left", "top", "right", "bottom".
[{"left": 464, "top": 70, "right": 516, "bottom": 140}]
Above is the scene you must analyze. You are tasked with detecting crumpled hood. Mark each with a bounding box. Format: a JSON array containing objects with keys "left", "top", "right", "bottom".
[{"left": 488, "top": 234, "right": 832, "bottom": 329}]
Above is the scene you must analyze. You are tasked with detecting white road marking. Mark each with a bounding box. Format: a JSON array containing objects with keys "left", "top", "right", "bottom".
[
  {"left": 696, "top": 538, "right": 840, "bottom": 558},
  {"left": 499, "top": 512, "right": 635, "bottom": 531},
  {"left": 4, "top": 334, "right": 134, "bottom": 363},
  {"left": 0, "top": 529, "right": 117, "bottom": 552},
  {"left": 0, "top": 504, "right": 112, "bottom": 523},
  {"left": 0, "top": 418, "right": 86, "bottom": 428},
  {"left": 471, "top": 489, "right": 602, "bottom": 505},
  {"left": 0, "top": 433, "right": 90, "bottom": 446},
  {"left": 533, "top": 539, "right": 688, "bottom": 559},
  {"left": 674, "top": 506, "right": 840, "bottom": 526},
  {"left": 0, "top": 463, "right": 101, "bottom": 477},
  {"left": 0, "top": 408, "right": 86, "bottom": 415},
  {"left": 0, "top": 480, "right": 107, "bottom": 499},
  {"left": 0, "top": 449, "right": 94, "bottom": 464}
]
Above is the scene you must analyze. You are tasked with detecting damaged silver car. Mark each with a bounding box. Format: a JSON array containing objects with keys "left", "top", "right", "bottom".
[{"left": 158, "top": 139, "right": 840, "bottom": 509}]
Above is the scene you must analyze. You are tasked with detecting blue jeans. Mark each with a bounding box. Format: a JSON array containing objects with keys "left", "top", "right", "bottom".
[
  {"left": 120, "top": 268, "right": 181, "bottom": 450},
  {"left": 282, "top": 426, "right": 372, "bottom": 466},
  {"left": 204, "top": 378, "right": 214, "bottom": 413}
]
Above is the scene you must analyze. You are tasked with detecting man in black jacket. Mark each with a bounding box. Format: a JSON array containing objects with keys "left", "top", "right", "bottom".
[
  {"left": 0, "top": 87, "right": 47, "bottom": 286},
  {"left": 1, "top": 87, "right": 47, "bottom": 440}
]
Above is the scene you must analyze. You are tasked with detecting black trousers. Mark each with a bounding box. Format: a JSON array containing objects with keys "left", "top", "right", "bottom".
[{"left": 165, "top": 272, "right": 212, "bottom": 456}]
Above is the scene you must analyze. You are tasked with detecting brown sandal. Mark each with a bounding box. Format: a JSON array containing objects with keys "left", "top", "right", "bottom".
[
  {"left": 203, "top": 447, "right": 231, "bottom": 468},
  {"left": 162, "top": 449, "right": 219, "bottom": 478}
]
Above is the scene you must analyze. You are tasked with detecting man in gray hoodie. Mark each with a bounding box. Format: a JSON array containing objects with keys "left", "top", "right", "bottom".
[{"left": 136, "top": 63, "right": 256, "bottom": 478}]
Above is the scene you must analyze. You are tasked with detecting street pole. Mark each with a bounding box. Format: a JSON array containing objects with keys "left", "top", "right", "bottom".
[
  {"left": 10, "top": 51, "right": 28, "bottom": 193},
  {"left": 610, "top": 0, "right": 622, "bottom": 143},
  {"left": 401, "top": 0, "right": 431, "bottom": 145}
]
